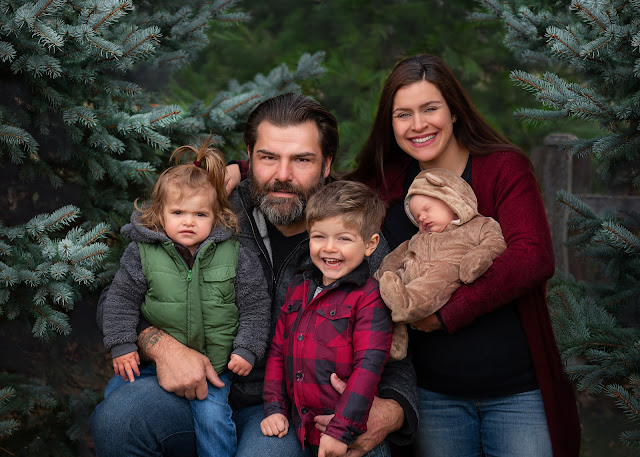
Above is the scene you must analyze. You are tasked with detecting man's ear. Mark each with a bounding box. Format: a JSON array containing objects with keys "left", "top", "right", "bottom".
[
  {"left": 322, "top": 156, "right": 333, "bottom": 179},
  {"left": 364, "top": 233, "right": 380, "bottom": 257}
]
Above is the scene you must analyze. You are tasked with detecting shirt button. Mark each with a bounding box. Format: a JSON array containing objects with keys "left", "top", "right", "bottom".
[
  {"left": 297, "top": 334, "right": 304, "bottom": 341},
  {"left": 329, "top": 310, "right": 336, "bottom": 316},
  {"left": 301, "top": 407, "right": 308, "bottom": 414},
  {"left": 296, "top": 371, "right": 303, "bottom": 381},
  {"left": 287, "top": 305, "right": 292, "bottom": 311}
]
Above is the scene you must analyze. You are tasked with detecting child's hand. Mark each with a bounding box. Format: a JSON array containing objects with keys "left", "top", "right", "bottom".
[
  {"left": 228, "top": 354, "right": 253, "bottom": 376},
  {"left": 318, "top": 434, "right": 348, "bottom": 457},
  {"left": 260, "top": 413, "right": 289, "bottom": 438},
  {"left": 113, "top": 351, "right": 140, "bottom": 382}
]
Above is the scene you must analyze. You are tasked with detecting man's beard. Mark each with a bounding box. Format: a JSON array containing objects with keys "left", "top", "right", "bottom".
[{"left": 249, "top": 170, "right": 325, "bottom": 227}]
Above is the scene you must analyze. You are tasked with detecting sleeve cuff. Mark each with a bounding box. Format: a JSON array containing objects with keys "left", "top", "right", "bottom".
[
  {"left": 324, "top": 415, "right": 362, "bottom": 446},
  {"left": 111, "top": 343, "right": 138, "bottom": 358},
  {"left": 376, "top": 387, "right": 418, "bottom": 446},
  {"left": 136, "top": 316, "right": 151, "bottom": 336},
  {"left": 438, "top": 289, "right": 474, "bottom": 333},
  {"left": 231, "top": 347, "right": 256, "bottom": 367}
]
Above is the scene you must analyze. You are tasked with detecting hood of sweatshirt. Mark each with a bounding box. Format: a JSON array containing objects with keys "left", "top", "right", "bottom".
[{"left": 120, "top": 209, "right": 233, "bottom": 247}]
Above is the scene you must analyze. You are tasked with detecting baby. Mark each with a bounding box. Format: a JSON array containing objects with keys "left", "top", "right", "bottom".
[{"left": 376, "top": 168, "right": 507, "bottom": 360}]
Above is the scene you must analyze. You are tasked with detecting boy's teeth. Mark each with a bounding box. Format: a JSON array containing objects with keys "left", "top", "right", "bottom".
[
  {"left": 324, "top": 259, "right": 341, "bottom": 265},
  {"left": 412, "top": 134, "right": 436, "bottom": 144}
]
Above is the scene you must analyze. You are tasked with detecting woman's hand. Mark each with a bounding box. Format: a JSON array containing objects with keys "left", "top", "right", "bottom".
[
  {"left": 410, "top": 313, "right": 442, "bottom": 332},
  {"left": 225, "top": 163, "right": 242, "bottom": 196}
]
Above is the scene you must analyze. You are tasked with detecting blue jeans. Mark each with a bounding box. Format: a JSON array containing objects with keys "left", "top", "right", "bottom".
[
  {"left": 91, "top": 367, "right": 391, "bottom": 457},
  {"left": 414, "top": 388, "right": 552, "bottom": 457},
  {"left": 234, "top": 404, "right": 391, "bottom": 457},
  {"left": 92, "top": 365, "right": 197, "bottom": 457},
  {"left": 191, "top": 370, "right": 235, "bottom": 457}
]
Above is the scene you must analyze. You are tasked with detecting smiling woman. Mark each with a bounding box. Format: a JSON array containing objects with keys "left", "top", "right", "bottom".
[{"left": 346, "top": 53, "right": 581, "bottom": 457}]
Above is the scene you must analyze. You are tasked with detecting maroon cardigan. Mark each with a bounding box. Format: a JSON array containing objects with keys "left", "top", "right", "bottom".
[{"left": 376, "top": 151, "right": 580, "bottom": 457}]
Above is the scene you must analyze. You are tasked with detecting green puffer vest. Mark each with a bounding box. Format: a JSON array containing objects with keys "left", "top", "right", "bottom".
[{"left": 138, "top": 239, "right": 239, "bottom": 374}]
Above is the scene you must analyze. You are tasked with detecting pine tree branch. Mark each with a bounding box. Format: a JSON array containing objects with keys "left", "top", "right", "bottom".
[
  {"left": 124, "top": 33, "right": 159, "bottom": 56},
  {"left": 82, "top": 228, "right": 110, "bottom": 247},
  {"left": 608, "top": 389, "right": 640, "bottom": 421},
  {"left": 27, "top": 302, "right": 67, "bottom": 334},
  {"left": 35, "top": 0, "right": 57, "bottom": 19},
  {"left": 93, "top": 2, "right": 133, "bottom": 32},
  {"left": 71, "top": 249, "right": 108, "bottom": 265},
  {"left": 223, "top": 94, "right": 260, "bottom": 114},
  {"left": 572, "top": 2, "right": 607, "bottom": 31}
]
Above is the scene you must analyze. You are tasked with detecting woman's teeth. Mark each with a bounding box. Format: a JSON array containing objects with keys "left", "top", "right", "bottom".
[{"left": 412, "top": 134, "right": 436, "bottom": 144}]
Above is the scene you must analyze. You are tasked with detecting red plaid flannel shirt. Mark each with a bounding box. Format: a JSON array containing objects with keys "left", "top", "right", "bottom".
[{"left": 263, "top": 261, "right": 392, "bottom": 447}]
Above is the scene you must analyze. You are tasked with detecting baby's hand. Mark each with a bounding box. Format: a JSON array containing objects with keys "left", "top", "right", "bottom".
[
  {"left": 318, "top": 434, "right": 347, "bottom": 457},
  {"left": 113, "top": 351, "right": 140, "bottom": 382},
  {"left": 260, "top": 413, "right": 289, "bottom": 438},
  {"left": 228, "top": 354, "right": 253, "bottom": 376}
]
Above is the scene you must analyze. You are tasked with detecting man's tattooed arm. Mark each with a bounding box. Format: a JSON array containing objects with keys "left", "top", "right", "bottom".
[{"left": 137, "top": 326, "right": 166, "bottom": 361}]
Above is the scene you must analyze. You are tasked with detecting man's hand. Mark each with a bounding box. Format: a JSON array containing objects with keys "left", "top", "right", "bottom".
[
  {"left": 228, "top": 354, "right": 253, "bottom": 376},
  {"left": 319, "top": 434, "right": 348, "bottom": 457},
  {"left": 225, "top": 163, "right": 242, "bottom": 196},
  {"left": 410, "top": 313, "right": 442, "bottom": 332},
  {"left": 314, "top": 374, "right": 404, "bottom": 457},
  {"left": 260, "top": 413, "right": 289, "bottom": 438},
  {"left": 138, "top": 327, "right": 223, "bottom": 400},
  {"left": 113, "top": 351, "right": 140, "bottom": 382}
]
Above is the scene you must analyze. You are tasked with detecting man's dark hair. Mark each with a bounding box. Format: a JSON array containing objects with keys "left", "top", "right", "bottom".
[{"left": 243, "top": 93, "right": 339, "bottom": 162}]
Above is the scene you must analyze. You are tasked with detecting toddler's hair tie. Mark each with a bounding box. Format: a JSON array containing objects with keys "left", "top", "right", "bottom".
[{"left": 193, "top": 160, "right": 201, "bottom": 167}]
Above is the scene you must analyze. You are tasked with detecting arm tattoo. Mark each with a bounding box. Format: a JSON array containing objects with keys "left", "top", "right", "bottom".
[{"left": 138, "top": 327, "right": 166, "bottom": 359}]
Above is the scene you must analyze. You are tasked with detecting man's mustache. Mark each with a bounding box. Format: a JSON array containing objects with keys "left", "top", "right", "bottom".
[{"left": 265, "top": 181, "right": 304, "bottom": 196}]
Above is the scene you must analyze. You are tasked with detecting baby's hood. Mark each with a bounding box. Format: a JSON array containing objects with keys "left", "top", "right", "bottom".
[{"left": 404, "top": 168, "right": 479, "bottom": 227}]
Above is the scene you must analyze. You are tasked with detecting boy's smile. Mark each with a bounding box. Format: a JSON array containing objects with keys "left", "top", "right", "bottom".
[{"left": 308, "top": 216, "right": 379, "bottom": 286}]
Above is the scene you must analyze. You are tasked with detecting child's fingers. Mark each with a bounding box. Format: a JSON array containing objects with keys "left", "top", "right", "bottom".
[
  {"left": 134, "top": 352, "right": 140, "bottom": 365},
  {"left": 277, "top": 416, "right": 289, "bottom": 437},
  {"left": 124, "top": 363, "right": 136, "bottom": 383},
  {"left": 132, "top": 359, "right": 140, "bottom": 377}
]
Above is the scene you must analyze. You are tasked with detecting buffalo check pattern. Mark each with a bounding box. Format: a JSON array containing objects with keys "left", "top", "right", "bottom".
[{"left": 263, "top": 261, "right": 393, "bottom": 447}]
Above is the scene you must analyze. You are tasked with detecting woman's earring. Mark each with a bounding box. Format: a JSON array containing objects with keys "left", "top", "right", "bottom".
[{"left": 452, "top": 115, "right": 457, "bottom": 122}]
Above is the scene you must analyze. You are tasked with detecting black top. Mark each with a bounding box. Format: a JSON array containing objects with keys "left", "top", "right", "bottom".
[
  {"left": 266, "top": 219, "right": 308, "bottom": 278},
  {"left": 384, "top": 158, "right": 538, "bottom": 398}
]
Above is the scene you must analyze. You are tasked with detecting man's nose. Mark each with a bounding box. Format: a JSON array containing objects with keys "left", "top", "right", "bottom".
[{"left": 274, "top": 160, "right": 293, "bottom": 182}]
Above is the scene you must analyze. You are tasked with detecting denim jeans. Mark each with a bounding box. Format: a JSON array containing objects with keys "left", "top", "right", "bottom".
[
  {"left": 92, "top": 365, "right": 197, "bottom": 457},
  {"left": 190, "top": 370, "right": 235, "bottom": 457},
  {"left": 234, "top": 404, "right": 391, "bottom": 457},
  {"left": 91, "top": 367, "right": 391, "bottom": 457},
  {"left": 414, "top": 387, "right": 552, "bottom": 457}
]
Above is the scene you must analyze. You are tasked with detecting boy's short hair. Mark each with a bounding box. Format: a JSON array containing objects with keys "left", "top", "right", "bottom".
[{"left": 306, "top": 180, "right": 386, "bottom": 240}]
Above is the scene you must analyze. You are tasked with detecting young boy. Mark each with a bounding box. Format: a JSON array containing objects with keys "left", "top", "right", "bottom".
[
  {"left": 375, "top": 168, "right": 507, "bottom": 360},
  {"left": 260, "top": 180, "right": 393, "bottom": 457}
]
